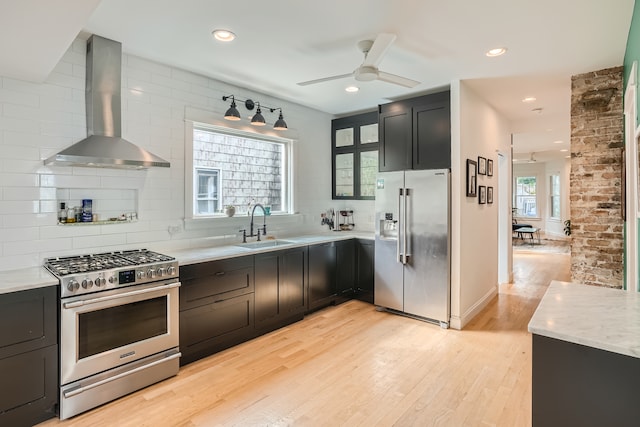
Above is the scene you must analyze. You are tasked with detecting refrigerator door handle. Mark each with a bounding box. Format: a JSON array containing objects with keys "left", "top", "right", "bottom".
[
  {"left": 404, "top": 188, "right": 410, "bottom": 264},
  {"left": 397, "top": 188, "right": 403, "bottom": 263}
]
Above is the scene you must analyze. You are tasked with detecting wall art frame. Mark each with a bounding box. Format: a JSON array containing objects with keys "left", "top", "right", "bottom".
[
  {"left": 466, "top": 159, "right": 477, "bottom": 197},
  {"left": 478, "top": 156, "right": 487, "bottom": 175}
]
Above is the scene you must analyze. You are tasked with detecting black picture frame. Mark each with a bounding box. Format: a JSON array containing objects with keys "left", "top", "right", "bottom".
[
  {"left": 478, "top": 156, "right": 487, "bottom": 175},
  {"left": 487, "top": 159, "right": 493, "bottom": 177},
  {"left": 487, "top": 186, "right": 493, "bottom": 204},
  {"left": 478, "top": 185, "right": 486, "bottom": 204},
  {"left": 466, "top": 159, "right": 477, "bottom": 197}
]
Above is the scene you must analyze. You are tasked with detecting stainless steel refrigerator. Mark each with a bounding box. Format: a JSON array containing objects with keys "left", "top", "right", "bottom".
[{"left": 374, "top": 169, "right": 450, "bottom": 327}]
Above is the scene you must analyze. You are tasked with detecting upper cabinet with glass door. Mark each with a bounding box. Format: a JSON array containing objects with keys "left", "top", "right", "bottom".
[{"left": 331, "top": 111, "right": 379, "bottom": 200}]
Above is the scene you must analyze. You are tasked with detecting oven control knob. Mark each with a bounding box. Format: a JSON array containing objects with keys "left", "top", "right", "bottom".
[
  {"left": 95, "top": 277, "right": 106, "bottom": 287},
  {"left": 137, "top": 270, "right": 145, "bottom": 280},
  {"left": 147, "top": 269, "right": 157, "bottom": 279},
  {"left": 108, "top": 275, "right": 118, "bottom": 284},
  {"left": 167, "top": 266, "right": 177, "bottom": 276},
  {"left": 81, "top": 279, "right": 94, "bottom": 289},
  {"left": 157, "top": 267, "right": 166, "bottom": 277},
  {"left": 67, "top": 279, "right": 79, "bottom": 292}
]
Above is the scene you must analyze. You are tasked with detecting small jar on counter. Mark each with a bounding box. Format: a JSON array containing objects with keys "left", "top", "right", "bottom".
[
  {"left": 66, "top": 205, "right": 76, "bottom": 223},
  {"left": 58, "top": 202, "right": 67, "bottom": 223}
]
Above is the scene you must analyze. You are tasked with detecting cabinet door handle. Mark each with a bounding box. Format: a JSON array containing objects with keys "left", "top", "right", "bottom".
[{"left": 215, "top": 271, "right": 225, "bottom": 276}]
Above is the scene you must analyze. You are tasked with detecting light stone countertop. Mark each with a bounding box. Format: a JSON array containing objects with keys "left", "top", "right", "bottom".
[
  {"left": 0, "top": 266, "right": 58, "bottom": 295},
  {"left": 528, "top": 280, "right": 640, "bottom": 358},
  {"left": 171, "top": 232, "right": 373, "bottom": 266},
  {"left": 0, "top": 232, "right": 374, "bottom": 295}
]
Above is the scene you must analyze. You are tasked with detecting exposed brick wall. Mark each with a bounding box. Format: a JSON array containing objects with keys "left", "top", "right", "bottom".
[{"left": 570, "top": 66, "right": 624, "bottom": 288}]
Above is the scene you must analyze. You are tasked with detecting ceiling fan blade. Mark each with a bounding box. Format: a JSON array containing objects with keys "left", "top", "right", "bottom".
[
  {"left": 377, "top": 71, "right": 420, "bottom": 88},
  {"left": 362, "top": 33, "right": 396, "bottom": 67},
  {"left": 297, "top": 73, "right": 353, "bottom": 86}
]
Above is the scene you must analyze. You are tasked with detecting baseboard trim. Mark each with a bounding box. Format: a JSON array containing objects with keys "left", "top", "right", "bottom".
[{"left": 451, "top": 285, "right": 498, "bottom": 330}]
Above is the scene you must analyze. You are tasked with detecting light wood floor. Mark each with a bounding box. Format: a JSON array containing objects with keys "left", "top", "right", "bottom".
[{"left": 39, "top": 252, "right": 570, "bottom": 427}]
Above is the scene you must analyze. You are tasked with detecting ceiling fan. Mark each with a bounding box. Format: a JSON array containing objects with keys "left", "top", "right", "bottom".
[
  {"left": 527, "top": 152, "right": 537, "bottom": 163},
  {"left": 297, "top": 33, "right": 420, "bottom": 89}
]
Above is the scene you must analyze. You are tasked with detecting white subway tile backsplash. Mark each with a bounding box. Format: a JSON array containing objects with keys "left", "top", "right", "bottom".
[
  {"left": 0, "top": 226, "right": 39, "bottom": 243},
  {"left": 0, "top": 37, "right": 332, "bottom": 271},
  {"left": 73, "top": 233, "right": 127, "bottom": 250}
]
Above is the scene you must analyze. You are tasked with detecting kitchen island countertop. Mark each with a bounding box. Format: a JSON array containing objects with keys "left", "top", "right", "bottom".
[{"left": 528, "top": 280, "right": 640, "bottom": 358}]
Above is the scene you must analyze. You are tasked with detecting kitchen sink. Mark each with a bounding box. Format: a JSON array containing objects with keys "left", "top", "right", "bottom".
[{"left": 234, "top": 239, "right": 296, "bottom": 249}]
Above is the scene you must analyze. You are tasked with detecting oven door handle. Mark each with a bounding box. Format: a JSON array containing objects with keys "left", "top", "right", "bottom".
[
  {"left": 63, "top": 351, "right": 182, "bottom": 398},
  {"left": 63, "top": 282, "right": 181, "bottom": 309}
]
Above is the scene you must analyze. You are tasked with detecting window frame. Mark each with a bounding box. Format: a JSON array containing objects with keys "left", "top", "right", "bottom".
[
  {"left": 185, "top": 122, "right": 293, "bottom": 220},
  {"left": 514, "top": 174, "right": 540, "bottom": 219},
  {"left": 549, "top": 174, "right": 561, "bottom": 220},
  {"left": 194, "top": 167, "right": 221, "bottom": 216},
  {"left": 331, "top": 111, "right": 379, "bottom": 200}
]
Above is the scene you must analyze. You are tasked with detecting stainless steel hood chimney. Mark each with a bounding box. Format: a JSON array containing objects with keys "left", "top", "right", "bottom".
[{"left": 44, "top": 35, "right": 170, "bottom": 169}]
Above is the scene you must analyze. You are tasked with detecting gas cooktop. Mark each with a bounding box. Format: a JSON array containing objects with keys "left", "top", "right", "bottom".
[{"left": 44, "top": 249, "right": 178, "bottom": 298}]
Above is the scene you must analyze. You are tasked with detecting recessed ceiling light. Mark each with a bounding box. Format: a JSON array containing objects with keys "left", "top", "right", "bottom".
[
  {"left": 486, "top": 47, "right": 507, "bottom": 57},
  {"left": 553, "top": 140, "right": 563, "bottom": 144},
  {"left": 522, "top": 97, "right": 536, "bottom": 103},
  {"left": 212, "top": 29, "right": 236, "bottom": 42},
  {"left": 345, "top": 86, "right": 359, "bottom": 93},
  {"left": 565, "top": 155, "right": 571, "bottom": 158},
  {"left": 560, "top": 149, "right": 569, "bottom": 152}
]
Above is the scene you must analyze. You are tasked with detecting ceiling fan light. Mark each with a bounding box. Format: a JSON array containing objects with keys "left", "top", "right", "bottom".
[{"left": 274, "top": 112, "right": 288, "bottom": 130}]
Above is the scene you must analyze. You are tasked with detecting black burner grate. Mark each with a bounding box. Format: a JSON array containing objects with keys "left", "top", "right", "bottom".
[{"left": 44, "top": 249, "right": 175, "bottom": 276}]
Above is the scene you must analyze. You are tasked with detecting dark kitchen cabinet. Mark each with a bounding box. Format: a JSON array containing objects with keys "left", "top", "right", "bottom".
[
  {"left": 332, "top": 111, "right": 379, "bottom": 200},
  {"left": 308, "top": 242, "right": 337, "bottom": 310},
  {"left": 355, "top": 239, "right": 375, "bottom": 303},
  {"left": 0, "top": 286, "right": 58, "bottom": 427},
  {"left": 308, "top": 239, "right": 358, "bottom": 310},
  {"left": 379, "top": 90, "right": 451, "bottom": 171},
  {"left": 179, "top": 256, "right": 255, "bottom": 365},
  {"left": 336, "top": 239, "right": 356, "bottom": 300},
  {"left": 255, "top": 246, "right": 307, "bottom": 333}
]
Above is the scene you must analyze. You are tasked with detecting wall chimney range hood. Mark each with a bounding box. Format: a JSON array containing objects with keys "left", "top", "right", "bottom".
[{"left": 44, "top": 35, "right": 170, "bottom": 169}]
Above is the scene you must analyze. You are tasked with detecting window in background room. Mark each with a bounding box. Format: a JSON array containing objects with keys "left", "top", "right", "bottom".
[
  {"left": 191, "top": 126, "right": 290, "bottom": 217},
  {"left": 515, "top": 176, "right": 538, "bottom": 218},
  {"left": 550, "top": 174, "right": 560, "bottom": 219}
]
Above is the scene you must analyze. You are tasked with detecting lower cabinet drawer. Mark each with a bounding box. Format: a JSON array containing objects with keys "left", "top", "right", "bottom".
[
  {"left": 0, "top": 345, "right": 58, "bottom": 426},
  {"left": 180, "top": 293, "right": 254, "bottom": 365}
]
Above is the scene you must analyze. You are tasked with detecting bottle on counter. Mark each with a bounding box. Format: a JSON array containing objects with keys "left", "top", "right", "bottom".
[
  {"left": 58, "top": 202, "right": 67, "bottom": 223},
  {"left": 66, "top": 205, "right": 76, "bottom": 223}
]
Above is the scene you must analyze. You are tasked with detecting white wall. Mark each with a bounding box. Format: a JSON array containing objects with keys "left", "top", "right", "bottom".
[
  {"left": 450, "top": 80, "right": 511, "bottom": 329},
  {"left": 0, "top": 37, "right": 336, "bottom": 271}
]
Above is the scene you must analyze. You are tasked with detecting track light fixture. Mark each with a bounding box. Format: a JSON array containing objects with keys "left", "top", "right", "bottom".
[{"left": 221, "top": 95, "right": 288, "bottom": 130}]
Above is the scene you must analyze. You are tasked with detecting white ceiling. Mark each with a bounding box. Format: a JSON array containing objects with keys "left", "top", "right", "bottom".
[{"left": 0, "top": 0, "right": 635, "bottom": 161}]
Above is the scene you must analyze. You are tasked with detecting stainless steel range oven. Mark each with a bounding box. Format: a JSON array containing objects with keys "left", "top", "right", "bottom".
[{"left": 44, "top": 249, "right": 181, "bottom": 420}]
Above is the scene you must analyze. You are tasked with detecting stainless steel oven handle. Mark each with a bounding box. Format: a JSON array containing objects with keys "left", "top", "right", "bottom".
[
  {"left": 63, "top": 352, "right": 182, "bottom": 398},
  {"left": 63, "top": 282, "right": 181, "bottom": 309}
]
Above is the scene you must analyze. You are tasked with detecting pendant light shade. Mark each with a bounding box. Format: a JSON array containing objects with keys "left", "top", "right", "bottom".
[
  {"left": 250, "top": 103, "right": 266, "bottom": 126},
  {"left": 223, "top": 96, "right": 241, "bottom": 121},
  {"left": 273, "top": 110, "right": 288, "bottom": 130},
  {"left": 221, "top": 95, "right": 289, "bottom": 130}
]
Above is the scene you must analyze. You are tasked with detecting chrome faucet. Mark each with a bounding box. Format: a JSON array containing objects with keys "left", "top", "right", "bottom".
[{"left": 241, "top": 203, "right": 267, "bottom": 242}]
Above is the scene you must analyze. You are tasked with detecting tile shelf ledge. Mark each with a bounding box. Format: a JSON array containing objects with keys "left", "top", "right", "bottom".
[{"left": 57, "top": 219, "right": 137, "bottom": 226}]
